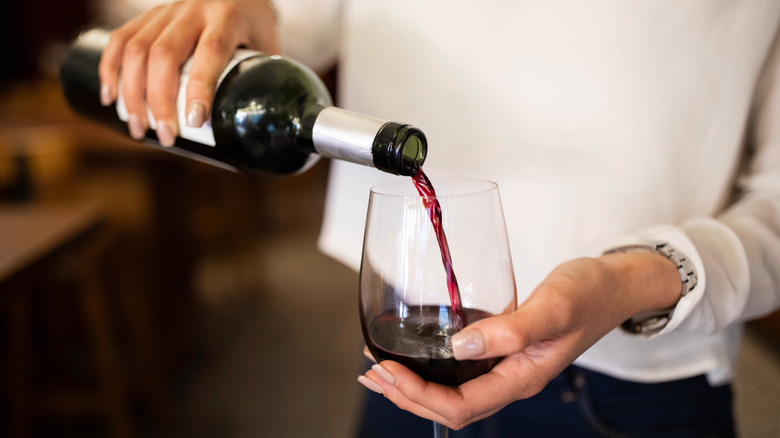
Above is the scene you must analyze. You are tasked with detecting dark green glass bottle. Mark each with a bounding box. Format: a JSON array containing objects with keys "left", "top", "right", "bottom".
[{"left": 60, "top": 29, "right": 427, "bottom": 176}]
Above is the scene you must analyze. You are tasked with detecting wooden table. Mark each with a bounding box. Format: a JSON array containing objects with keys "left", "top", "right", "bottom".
[{"left": 0, "top": 201, "right": 104, "bottom": 281}]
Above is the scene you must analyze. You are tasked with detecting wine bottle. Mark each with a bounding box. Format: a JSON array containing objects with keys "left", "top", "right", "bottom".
[{"left": 60, "top": 29, "right": 427, "bottom": 176}]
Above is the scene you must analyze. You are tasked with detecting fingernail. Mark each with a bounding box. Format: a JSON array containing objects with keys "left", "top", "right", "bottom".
[
  {"left": 128, "top": 114, "right": 147, "bottom": 140},
  {"left": 100, "top": 84, "right": 112, "bottom": 106},
  {"left": 156, "top": 120, "right": 177, "bottom": 147},
  {"left": 187, "top": 101, "right": 207, "bottom": 127},
  {"left": 371, "top": 364, "right": 396, "bottom": 386},
  {"left": 452, "top": 329, "right": 486, "bottom": 360},
  {"left": 357, "top": 375, "right": 383, "bottom": 394}
]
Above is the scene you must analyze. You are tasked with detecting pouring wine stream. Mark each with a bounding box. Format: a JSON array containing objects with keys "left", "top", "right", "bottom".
[{"left": 412, "top": 169, "right": 467, "bottom": 333}]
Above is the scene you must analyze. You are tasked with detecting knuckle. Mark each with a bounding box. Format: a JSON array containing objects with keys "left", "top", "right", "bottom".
[
  {"left": 145, "top": 89, "right": 166, "bottom": 108},
  {"left": 515, "top": 328, "right": 532, "bottom": 350},
  {"left": 97, "top": 58, "right": 112, "bottom": 80},
  {"left": 450, "top": 421, "right": 467, "bottom": 431},
  {"left": 181, "top": 0, "right": 202, "bottom": 16},
  {"left": 523, "top": 381, "right": 546, "bottom": 398},
  {"left": 121, "top": 81, "right": 145, "bottom": 109},
  {"left": 186, "top": 76, "right": 207, "bottom": 89},
  {"left": 186, "top": 76, "right": 214, "bottom": 101},
  {"left": 446, "top": 409, "right": 473, "bottom": 430},
  {"left": 524, "top": 379, "right": 548, "bottom": 398},
  {"left": 511, "top": 367, "right": 551, "bottom": 399},
  {"left": 214, "top": 0, "right": 240, "bottom": 21},
  {"left": 148, "top": 99, "right": 176, "bottom": 120},
  {"left": 123, "top": 99, "right": 144, "bottom": 115},
  {"left": 123, "top": 95, "right": 144, "bottom": 112},
  {"left": 198, "top": 33, "right": 233, "bottom": 55},
  {"left": 438, "top": 402, "right": 474, "bottom": 429},
  {"left": 148, "top": 42, "right": 176, "bottom": 64},
  {"left": 106, "top": 29, "right": 128, "bottom": 50},
  {"left": 123, "top": 38, "right": 149, "bottom": 60},
  {"left": 147, "top": 4, "right": 167, "bottom": 14},
  {"left": 497, "top": 326, "right": 529, "bottom": 353},
  {"left": 146, "top": 82, "right": 177, "bottom": 114},
  {"left": 100, "top": 33, "right": 124, "bottom": 72}
]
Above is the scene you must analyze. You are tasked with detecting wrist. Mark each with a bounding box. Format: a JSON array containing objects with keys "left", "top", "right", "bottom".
[
  {"left": 600, "top": 242, "right": 699, "bottom": 335},
  {"left": 598, "top": 251, "right": 683, "bottom": 322}
]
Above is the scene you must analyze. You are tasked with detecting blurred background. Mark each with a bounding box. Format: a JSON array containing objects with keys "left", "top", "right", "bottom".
[{"left": 1, "top": 0, "right": 779, "bottom": 437}]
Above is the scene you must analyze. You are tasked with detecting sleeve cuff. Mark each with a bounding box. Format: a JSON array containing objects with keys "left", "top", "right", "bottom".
[{"left": 602, "top": 224, "right": 708, "bottom": 337}]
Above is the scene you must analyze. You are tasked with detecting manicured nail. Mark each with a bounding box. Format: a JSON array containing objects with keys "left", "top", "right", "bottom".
[
  {"left": 357, "top": 375, "right": 383, "bottom": 394},
  {"left": 156, "top": 120, "right": 177, "bottom": 147},
  {"left": 452, "top": 329, "right": 486, "bottom": 360},
  {"left": 371, "top": 364, "right": 396, "bottom": 386},
  {"left": 100, "top": 84, "right": 112, "bottom": 106},
  {"left": 187, "top": 100, "right": 207, "bottom": 127},
  {"left": 128, "top": 114, "right": 146, "bottom": 140}
]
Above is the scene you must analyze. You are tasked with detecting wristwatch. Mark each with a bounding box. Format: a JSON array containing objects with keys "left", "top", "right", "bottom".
[{"left": 603, "top": 242, "right": 698, "bottom": 335}]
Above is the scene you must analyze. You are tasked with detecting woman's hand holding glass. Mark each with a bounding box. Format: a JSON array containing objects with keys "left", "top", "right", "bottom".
[{"left": 360, "top": 227, "right": 683, "bottom": 430}]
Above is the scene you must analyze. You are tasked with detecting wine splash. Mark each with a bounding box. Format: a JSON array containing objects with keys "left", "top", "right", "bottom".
[{"left": 411, "top": 170, "right": 467, "bottom": 331}]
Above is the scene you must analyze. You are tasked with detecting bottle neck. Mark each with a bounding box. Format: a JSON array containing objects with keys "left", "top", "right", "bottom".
[
  {"left": 311, "top": 107, "right": 427, "bottom": 175},
  {"left": 312, "top": 107, "right": 385, "bottom": 167}
]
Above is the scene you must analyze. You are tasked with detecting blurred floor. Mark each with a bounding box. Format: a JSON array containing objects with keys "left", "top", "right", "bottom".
[
  {"left": 734, "top": 327, "right": 780, "bottom": 437},
  {"left": 168, "top": 227, "right": 366, "bottom": 438}
]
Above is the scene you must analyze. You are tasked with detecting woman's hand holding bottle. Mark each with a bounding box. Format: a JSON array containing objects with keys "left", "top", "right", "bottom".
[{"left": 97, "top": 0, "right": 279, "bottom": 146}]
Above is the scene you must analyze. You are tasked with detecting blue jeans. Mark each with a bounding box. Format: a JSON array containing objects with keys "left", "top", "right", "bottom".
[{"left": 356, "top": 365, "right": 735, "bottom": 438}]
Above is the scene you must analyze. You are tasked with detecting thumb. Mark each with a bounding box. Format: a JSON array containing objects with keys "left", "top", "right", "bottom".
[{"left": 451, "top": 299, "right": 569, "bottom": 360}]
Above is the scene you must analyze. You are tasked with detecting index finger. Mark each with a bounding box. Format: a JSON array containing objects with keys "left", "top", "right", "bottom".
[
  {"left": 362, "top": 362, "right": 465, "bottom": 427},
  {"left": 366, "top": 360, "right": 517, "bottom": 430}
]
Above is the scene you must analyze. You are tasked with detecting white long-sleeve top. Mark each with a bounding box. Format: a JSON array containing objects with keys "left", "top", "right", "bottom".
[{"left": 278, "top": 0, "right": 780, "bottom": 385}]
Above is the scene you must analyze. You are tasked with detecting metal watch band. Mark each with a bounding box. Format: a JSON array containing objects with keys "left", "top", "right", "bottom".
[{"left": 603, "top": 242, "right": 698, "bottom": 335}]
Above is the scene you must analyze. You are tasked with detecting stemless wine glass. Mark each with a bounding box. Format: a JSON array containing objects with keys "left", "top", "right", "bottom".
[{"left": 359, "top": 176, "right": 517, "bottom": 438}]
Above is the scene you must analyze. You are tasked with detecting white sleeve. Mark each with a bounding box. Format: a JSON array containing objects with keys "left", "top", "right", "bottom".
[
  {"left": 711, "top": 26, "right": 780, "bottom": 325},
  {"left": 609, "top": 32, "right": 780, "bottom": 337},
  {"left": 275, "top": 0, "right": 343, "bottom": 73}
]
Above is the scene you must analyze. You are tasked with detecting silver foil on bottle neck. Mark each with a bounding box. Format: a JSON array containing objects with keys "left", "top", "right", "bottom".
[{"left": 312, "top": 107, "right": 385, "bottom": 167}]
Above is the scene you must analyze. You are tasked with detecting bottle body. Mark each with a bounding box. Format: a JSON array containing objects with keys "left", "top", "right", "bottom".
[{"left": 60, "top": 29, "right": 426, "bottom": 176}]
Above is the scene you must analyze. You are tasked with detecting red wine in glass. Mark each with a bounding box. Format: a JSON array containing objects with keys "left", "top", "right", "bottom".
[
  {"left": 411, "top": 169, "right": 467, "bottom": 331},
  {"left": 363, "top": 305, "right": 500, "bottom": 386}
]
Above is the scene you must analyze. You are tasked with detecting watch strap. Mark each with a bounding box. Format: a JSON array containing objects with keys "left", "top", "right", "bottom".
[{"left": 603, "top": 242, "right": 698, "bottom": 335}]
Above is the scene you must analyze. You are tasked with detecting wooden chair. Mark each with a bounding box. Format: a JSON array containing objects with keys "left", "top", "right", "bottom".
[{"left": 0, "top": 200, "right": 161, "bottom": 437}]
